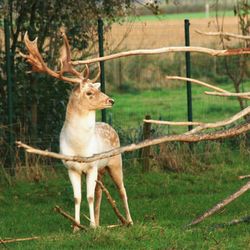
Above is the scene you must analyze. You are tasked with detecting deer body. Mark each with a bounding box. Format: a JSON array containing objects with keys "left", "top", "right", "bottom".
[
  {"left": 22, "top": 31, "right": 132, "bottom": 230},
  {"left": 60, "top": 83, "right": 133, "bottom": 229}
]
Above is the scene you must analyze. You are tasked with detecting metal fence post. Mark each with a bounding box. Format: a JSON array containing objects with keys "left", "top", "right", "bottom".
[
  {"left": 98, "top": 18, "right": 106, "bottom": 123},
  {"left": 184, "top": 19, "right": 193, "bottom": 131},
  {"left": 141, "top": 115, "right": 151, "bottom": 172},
  {"left": 4, "top": 17, "right": 15, "bottom": 176}
]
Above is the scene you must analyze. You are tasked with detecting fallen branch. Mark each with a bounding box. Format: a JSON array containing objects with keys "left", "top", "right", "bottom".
[
  {"left": 54, "top": 205, "right": 87, "bottom": 231},
  {"left": 205, "top": 91, "right": 250, "bottom": 97},
  {"left": 16, "top": 122, "right": 250, "bottom": 164},
  {"left": 195, "top": 29, "right": 250, "bottom": 40},
  {"left": 71, "top": 47, "right": 250, "bottom": 65},
  {"left": 96, "top": 180, "right": 129, "bottom": 226},
  {"left": 239, "top": 175, "right": 250, "bottom": 180},
  {"left": 0, "top": 236, "right": 39, "bottom": 244},
  {"left": 143, "top": 120, "right": 203, "bottom": 126},
  {"left": 166, "top": 76, "right": 250, "bottom": 100},
  {"left": 106, "top": 224, "right": 123, "bottom": 229},
  {"left": 187, "top": 181, "right": 250, "bottom": 227},
  {"left": 225, "top": 215, "right": 250, "bottom": 226}
]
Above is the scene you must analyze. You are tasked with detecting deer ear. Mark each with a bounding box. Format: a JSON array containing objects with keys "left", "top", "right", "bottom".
[{"left": 92, "top": 82, "right": 101, "bottom": 89}]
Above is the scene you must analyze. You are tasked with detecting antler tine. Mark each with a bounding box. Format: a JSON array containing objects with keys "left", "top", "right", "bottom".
[
  {"left": 20, "top": 32, "right": 48, "bottom": 73},
  {"left": 82, "top": 64, "right": 90, "bottom": 79},
  {"left": 21, "top": 31, "right": 82, "bottom": 84},
  {"left": 89, "top": 63, "right": 101, "bottom": 83},
  {"left": 60, "top": 31, "right": 85, "bottom": 80}
]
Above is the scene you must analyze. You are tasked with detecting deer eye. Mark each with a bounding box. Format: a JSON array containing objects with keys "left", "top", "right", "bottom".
[{"left": 86, "top": 91, "right": 93, "bottom": 96}]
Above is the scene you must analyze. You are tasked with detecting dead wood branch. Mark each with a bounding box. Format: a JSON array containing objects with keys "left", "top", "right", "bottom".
[
  {"left": 16, "top": 122, "right": 250, "bottom": 164},
  {"left": 143, "top": 120, "right": 203, "bottom": 126},
  {"left": 72, "top": 47, "right": 250, "bottom": 65},
  {"left": 187, "top": 181, "right": 250, "bottom": 227},
  {"left": 166, "top": 76, "right": 228, "bottom": 93},
  {"left": 0, "top": 236, "right": 39, "bottom": 244},
  {"left": 225, "top": 215, "right": 250, "bottom": 226},
  {"left": 166, "top": 76, "right": 250, "bottom": 100},
  {"left": 205, "top": 91, "right": 250, "bottom": 97},
  {"left": 96, "top": 180, "right": 129, "bottom": 226},
  {"left": 106, "top": 224, "right": 123, "bottom": 229},
  {"left": 54, "top": 205, "right": 87, "bottom": 231},
  {"left": 195, "top": 29, "right": 250, "bottom": 40},
  {"left": 145, "top": 106, "right": 249, "bottom": 134},
  {"left": 239, "top": 175, "right": 250, "bottom": 180},
  {"left": 186, "top": 106, "right": 250, "bottom": 135}
]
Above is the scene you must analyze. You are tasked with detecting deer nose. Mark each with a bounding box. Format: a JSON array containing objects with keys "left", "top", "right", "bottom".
[{"left": 108, "top": 98, "right": 115, "bottom": 105}]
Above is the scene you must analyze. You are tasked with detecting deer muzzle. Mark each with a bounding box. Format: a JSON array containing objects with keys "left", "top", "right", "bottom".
[{"left": 107, "top": 98, "right": 115, "bottom": 106}]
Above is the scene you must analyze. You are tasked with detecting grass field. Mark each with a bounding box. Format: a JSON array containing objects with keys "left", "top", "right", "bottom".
[
  {"left": 1, "top": 155, "right": 250, "bottom": 249},
  {"left": 132, "top": 11, "right": 234, "bottom": 22},
  {"left": 101, "top": 82, "right": 249, "bottom": 135}
]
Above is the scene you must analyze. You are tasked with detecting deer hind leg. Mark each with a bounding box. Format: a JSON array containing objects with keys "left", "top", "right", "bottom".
[
  {"left": 108, "top": 155, "right": 133, "bottom": 225},
  {"left": 68, "top": 169, "right": 82, "bottom": 232},
  {"left": 94, "top": 170, "right": 105, "bottom": 227}
]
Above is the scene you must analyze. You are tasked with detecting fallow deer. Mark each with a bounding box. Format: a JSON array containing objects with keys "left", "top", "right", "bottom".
[{"left": 21, "top": 32, "right": 133, "bottom": 230}]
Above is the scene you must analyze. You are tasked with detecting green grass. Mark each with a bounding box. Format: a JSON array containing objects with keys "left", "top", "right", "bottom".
[
  {"left": 131, "top": 11, "right": 234, "bottom": 22},
  {"left": 100, "top": 82, "right": 249, "bottom": 135},
  {"left": 0, "top": 155, "right": 250, "bottom": 249}
]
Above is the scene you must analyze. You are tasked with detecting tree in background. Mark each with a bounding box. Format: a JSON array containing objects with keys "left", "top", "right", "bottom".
[
  {"left": 0, "top": 0, "right": 134, "bottom": 149},
  {"left": 215, "top": 0, "right": 249, "bottom": 114}
]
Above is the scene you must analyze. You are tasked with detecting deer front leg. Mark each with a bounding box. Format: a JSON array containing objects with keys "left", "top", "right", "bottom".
[
  {"left": 86, "top": 167, "right": 98, "bottom": 228},
  {"left": 68, "top": 169, "right": 82, "bottom": 232}
]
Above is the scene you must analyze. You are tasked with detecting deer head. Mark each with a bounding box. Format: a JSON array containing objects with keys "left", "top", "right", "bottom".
[{"left": 20, "top": 31, "right": 114, "bottom": 113}]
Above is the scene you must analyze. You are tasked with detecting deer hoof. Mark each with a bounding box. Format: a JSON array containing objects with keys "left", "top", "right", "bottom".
[{"left": 72, "top": 225, "right": 81, "bottom": 233}]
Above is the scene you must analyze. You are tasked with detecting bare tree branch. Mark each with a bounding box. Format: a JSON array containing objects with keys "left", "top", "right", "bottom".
[
  {"left": 16, "top": 122, "right": 250, "bottom": 164},
  {"left": 166, "top": 76, "right": 250, "bottom": 100},
  {"left": 143, "top": 120, "right": 203, "bottom": 126},
  {"left": 54, "top": 206, "right": 88, "bottom": 231},
  {"left": 186, "top": 106, "right": 250, "bottom": 135},
  {"left": 96, "top": 180, "right": 129, "bottom": 226},
  {"left": 187, "top": 181, "right": 250, "bottom": 227},
  {"left": 71, "top": 47, "right": 250, "bottom": 65},
  {"left": 205, "top": 91, "right": 250, "bottom": 97},
  {"left": 195, "top": 29, "right": 250, "bottom": 40}
]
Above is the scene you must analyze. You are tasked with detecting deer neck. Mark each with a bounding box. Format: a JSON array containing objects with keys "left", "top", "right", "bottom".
[{"left": 65, "top": 108, "right": 96, "bottom": 133}]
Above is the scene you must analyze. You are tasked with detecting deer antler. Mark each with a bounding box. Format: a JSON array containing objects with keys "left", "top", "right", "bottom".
[
  {"left": 20, "top": 31, "right": 100, "bottom": 84},
  {"left": 89, "top": 63, "right": 101, "bottom": 83}
]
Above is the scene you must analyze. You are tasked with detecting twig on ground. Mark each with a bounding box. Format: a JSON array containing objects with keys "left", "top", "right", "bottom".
[
  {"left": 0, "top": 238, "right": 8, "bottom": 248},
  {"left": 239, "top": 175, "right": 250, "bottom": 180},
  {"left": 96, "top": 180, "right": 129, "bottom": 226},
  {"left": 54, "top": 205, "right": 87, "bottom": 231},
  {"left": 16, "top": 122, "right": 250, "bottom": 164},
  {"left": 83, "top": 214, "right": 91, "bottom": 223},
  {"left": 225, "top": 215, "right": 250, "bottom": 226},
  {"left": 0, "top": 236, "right": 39, "bottom": 244},
  {"left": 187, "top": 181, "right": 250, "bottom": 227},
  {"left": 106, "top": 224, "right": 123, "bottom": 229}
]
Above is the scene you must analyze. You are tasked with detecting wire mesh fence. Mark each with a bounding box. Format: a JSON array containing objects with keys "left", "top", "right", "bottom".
[{"left": 0, "top": 16, "right": 249, "bottom": 176}]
